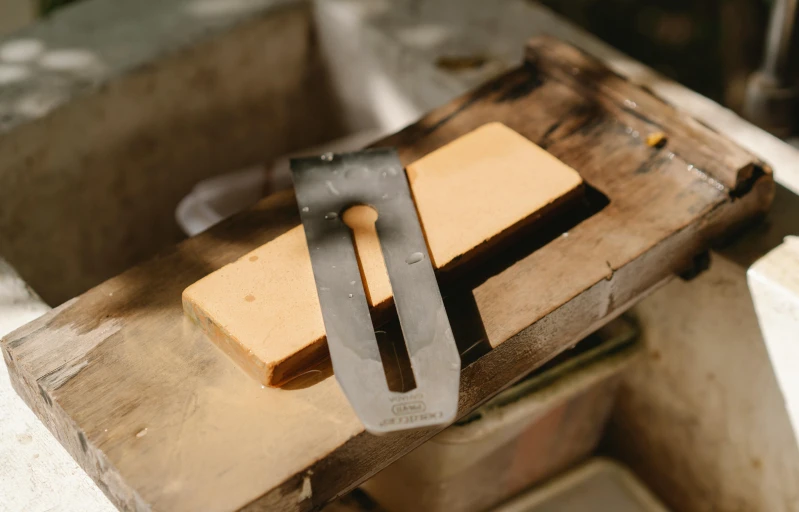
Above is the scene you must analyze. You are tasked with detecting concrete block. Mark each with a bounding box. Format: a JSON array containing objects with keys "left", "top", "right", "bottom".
[
  {"left": 0, "top": 0, "right": 343, "bottom": 305},
  {"left": 749, "top": 236, "right": 799, "bottom": 453},
  {"left": 0, "top": 0, "right": 36, "bottom": 36}
]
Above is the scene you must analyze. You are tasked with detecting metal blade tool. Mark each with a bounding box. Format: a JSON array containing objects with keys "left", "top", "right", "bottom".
[{"left": 290, "top": 148, "right": 461, "bottom": 434}]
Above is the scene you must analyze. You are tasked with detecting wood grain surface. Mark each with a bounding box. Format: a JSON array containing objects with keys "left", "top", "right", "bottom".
[
  {"left": 183, "top": 122, "right": 584, "bottom": 386},
  {"left": 2, "top": 37, "right": 773, "bottom": 512}
]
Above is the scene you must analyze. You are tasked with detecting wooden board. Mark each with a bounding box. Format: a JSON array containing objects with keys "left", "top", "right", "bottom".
[
  {"left": 183, "top": 122, "right": 585, "bottom": 387},
  {"left": 1, "top": 37, "right": 773, "bottom": 512}
]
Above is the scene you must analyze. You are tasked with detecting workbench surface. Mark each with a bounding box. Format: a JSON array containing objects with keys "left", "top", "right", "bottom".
[
  {"left": 1, "top": 1, "right": 798, "bottom": 511},
  {"left": 3, "top": 34, "right": 773, "bottom": 511}
]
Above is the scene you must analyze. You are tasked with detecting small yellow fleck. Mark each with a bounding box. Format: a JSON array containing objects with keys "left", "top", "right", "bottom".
[
  {"left": 245, "top": 294, "right": 256, "bottom": 302},
  {"left": 646, "top": 132, "right": 667, "bottom": 148}
]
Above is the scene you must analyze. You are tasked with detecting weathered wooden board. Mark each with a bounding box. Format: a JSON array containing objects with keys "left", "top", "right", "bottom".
[{"left": 2, "top": 37, "right": 773, "bottom": 512}]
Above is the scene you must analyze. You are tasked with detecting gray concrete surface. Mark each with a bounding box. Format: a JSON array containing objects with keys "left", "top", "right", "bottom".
[
  {"left": 0, "top": 0, "right": 343, "bottom": 305},
  {"left": 0, "top": 0, "right": 36, "bottom": 37},
  {"left": 0, "top": 259, "right": 114, "bottom": 512}
]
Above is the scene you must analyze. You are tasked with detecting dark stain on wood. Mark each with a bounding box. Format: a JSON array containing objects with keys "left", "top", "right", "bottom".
[
  {"left": 620, "top": 103, "right": 664, "bottom": 129},
  {"left": 38, "top": 383, "right": 52, "bottom": 407},
  {"left": 78, "top": 431, "right": 88, "bottom": 453},
  {"left": 730, "top": 164, "right": 768, "bottom": 200},
  {"left": 435, "top": 54, "right": 488, "bottom": 71},
  {"left": 494, "top": 63, "right": 544, "bottom": 103},
  {"left": 634, "top": 150, "right": 667, "bottom": 175},
  {"left": 538, "top": 103, "right": 605, "bottom": 149},
  {"left": 677, "top": 251, "right": 711, "bottom": 281}
]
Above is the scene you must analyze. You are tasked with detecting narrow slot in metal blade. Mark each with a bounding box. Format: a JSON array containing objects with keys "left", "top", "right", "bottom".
[{"left": 290, "top": 148, "right": 461, "bottom": 434}]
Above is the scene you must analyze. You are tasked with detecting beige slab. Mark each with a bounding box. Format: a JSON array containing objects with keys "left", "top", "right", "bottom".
[{"left": 183, "top": 122, "right": 584, "bottom": 386}]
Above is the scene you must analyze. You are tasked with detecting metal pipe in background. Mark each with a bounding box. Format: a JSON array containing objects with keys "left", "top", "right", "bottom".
[{"left": 743, "top": 0, "right": 799, "bottom": 137}]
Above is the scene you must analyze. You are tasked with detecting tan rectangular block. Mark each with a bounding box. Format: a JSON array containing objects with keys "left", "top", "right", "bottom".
[{"left": 183, "top": 122, "right": 583, "bottom": 386}]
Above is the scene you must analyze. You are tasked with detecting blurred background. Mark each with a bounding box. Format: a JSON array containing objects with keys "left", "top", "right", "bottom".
[
  {"left": 542, "top": 0, "right": 771, "bottom": 112},
  {"left": 3, "top": 0, "right": 781, "bottom": 116}
]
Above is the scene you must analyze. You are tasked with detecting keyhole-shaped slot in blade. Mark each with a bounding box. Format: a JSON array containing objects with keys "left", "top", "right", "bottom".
[{"left": 342, "top": 205, "right": 417, "bottom": 392}]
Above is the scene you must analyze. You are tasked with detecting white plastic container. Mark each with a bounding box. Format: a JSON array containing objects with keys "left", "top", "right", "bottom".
[
  {"left": 495, "top": 458, "right": 669, "bottom": 512},
  {"left": 362, "top": 319, "right": 641, "bottom": 512},
  {"left": 175, "top": 130, "right": 384, "bottom": 236}
]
